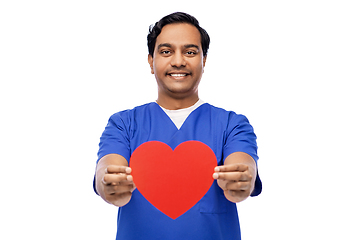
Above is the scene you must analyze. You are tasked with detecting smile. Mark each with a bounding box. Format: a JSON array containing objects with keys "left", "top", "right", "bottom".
[
  {"left": 167, "top": 71, "right": 191, "bottom": 78},
  {"left": 170, "top": 74, "right": 187, "bottom": 77}
]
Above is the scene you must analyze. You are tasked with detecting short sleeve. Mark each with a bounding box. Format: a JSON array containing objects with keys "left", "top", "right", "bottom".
[
  {"left": 93, "top": 112, "right": 132, "bottom": 195},
  {"left": 97, "top": 111, "right": 132, "bottom": 163},
  {"left": 223, "top": 113, "right": 262, "bottom": 196},
  {"left": 223, "top": 113, "right": 258, "bottom": 161}
]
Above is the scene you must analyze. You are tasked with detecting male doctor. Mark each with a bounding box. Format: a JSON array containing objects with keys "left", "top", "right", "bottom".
[{"left": 94, "top": 12, "right": 261, "bottom": 240}]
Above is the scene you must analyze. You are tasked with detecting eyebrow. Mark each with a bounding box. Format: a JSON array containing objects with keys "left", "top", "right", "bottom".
[
  {"left": 157, "top": 43, "right": 172, "bottom": 50},
  {"left": 184, "top": 44, "right": 199, "bottom": 50},
  {"left": 157, "top": 43, "right": 200, "bottom": 50}
]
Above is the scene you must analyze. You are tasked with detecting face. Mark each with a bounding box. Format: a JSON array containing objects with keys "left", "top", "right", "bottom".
[{"left": 148, "top": 23, "right": 206, "bottom": 100}]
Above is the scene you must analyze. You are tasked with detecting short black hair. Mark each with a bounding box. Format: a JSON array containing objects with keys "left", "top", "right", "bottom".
[{"left": 147, "top": 12, "right": 210, "bottom": 57}]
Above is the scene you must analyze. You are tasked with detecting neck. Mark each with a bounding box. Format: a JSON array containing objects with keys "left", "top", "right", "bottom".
[{"left": 156, "top": 94, "right": 199, "bottom": 110}]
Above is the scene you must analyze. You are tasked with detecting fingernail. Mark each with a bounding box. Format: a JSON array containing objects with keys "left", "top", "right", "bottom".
[{"left": 213, "top": 173, "right": 219, "bottom": 179}]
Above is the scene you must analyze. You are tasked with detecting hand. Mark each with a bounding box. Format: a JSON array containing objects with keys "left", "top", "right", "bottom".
[
  {"left": 213, "top": 163, "right": 254, "bottom": 203},
  {"left": 100, "top": 165, "right": 136, "bottom": 207}
]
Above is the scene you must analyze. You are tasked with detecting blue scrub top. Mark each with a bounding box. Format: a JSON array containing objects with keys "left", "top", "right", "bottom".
[{"left": 96, "top": 102, "right": 262, "bottom": 240}]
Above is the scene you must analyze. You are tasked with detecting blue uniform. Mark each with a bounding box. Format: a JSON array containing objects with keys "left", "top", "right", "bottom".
[{"left": 95, "top": 102, "right": 262, "bottom": 240}]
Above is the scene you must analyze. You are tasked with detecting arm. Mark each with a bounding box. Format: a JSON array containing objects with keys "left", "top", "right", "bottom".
[
  {"left": 213, "top": 152, "right": 257, "bottom": 203},
  {"left": 95, "top": 154, "right": 136, "bottom": 207}
]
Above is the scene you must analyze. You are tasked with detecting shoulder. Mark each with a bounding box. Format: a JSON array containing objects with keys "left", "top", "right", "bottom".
[
  {"left": 109, "top": 102, "right": 156, "bottom": 123},
  {"left": 205, "top": 103, "right": 250, "bottom": 124}
]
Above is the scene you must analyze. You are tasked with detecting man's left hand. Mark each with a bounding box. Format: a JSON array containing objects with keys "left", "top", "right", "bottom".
[{"left": 213, "top": 152, "right": 256, "bottom": 203}]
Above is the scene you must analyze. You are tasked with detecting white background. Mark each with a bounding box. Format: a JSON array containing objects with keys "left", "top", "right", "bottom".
[{"left": 1, "top": 0, "right": 359, "bottom": 239}]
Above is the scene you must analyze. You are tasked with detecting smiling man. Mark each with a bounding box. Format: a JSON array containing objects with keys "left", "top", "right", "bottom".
[
  {"left": 148, "top": 22, "right": 206, "bottom": 109},
  {"left": 94, "top": 12, "right": 262, "bottom": 240}
]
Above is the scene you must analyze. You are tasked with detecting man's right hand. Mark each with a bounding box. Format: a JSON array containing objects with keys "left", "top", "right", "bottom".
[{"left": 96, "top": 154, "right": 136, "bottom": 207}]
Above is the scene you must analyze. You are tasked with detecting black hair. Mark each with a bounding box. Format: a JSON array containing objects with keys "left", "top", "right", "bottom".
[{"left": 147, "top": 12, "right": 210, "bottom": 57}]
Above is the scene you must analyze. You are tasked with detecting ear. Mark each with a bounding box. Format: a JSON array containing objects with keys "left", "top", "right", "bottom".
[
  {"left": 202, "top": 56, "right": 207, "bottom": 72},
  {"left": 148, "top": 54, "right": 154, "bottom": 74}
]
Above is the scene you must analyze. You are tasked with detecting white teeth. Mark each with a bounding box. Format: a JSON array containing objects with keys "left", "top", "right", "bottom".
[{"left": 170, "top": 74, "right": 187, "bottom": 77}]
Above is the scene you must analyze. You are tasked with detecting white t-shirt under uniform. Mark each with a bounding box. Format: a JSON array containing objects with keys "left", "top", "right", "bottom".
[{"left": 158, "top": 99, "right": 205, "bottom": 130}]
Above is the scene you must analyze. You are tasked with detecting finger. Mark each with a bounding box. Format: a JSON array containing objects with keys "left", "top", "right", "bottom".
[
  {"left": 214, "top": 171, "right": 252, "bottom": 181},
  {"left": 106, "top": 191, "right": 133, "bottom": 203},
  {"left": 103, "top": 173, "right": 132, "bottom": 185},
  {"left": 226, "top": 181, "right": 251, "bottom": 191},
  {"left": 106, "top": 165, "right": 132, "bottom": 174},
  {"left": 215, "top": 163, "right": 248, "bottom": 173},
  {"left": 105, "top": 184, "right": 135, "bottom": 195},
  {"left": 228, "top": 189, "right": 251, "bottom": 199}
]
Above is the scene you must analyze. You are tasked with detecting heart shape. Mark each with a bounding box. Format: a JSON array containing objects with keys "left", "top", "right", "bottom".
[{"left": 130, "top": 141, "right": 217, "bottom": 219}]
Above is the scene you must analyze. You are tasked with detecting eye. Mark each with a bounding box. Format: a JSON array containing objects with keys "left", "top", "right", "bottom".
[
  {"left": 185, "top": 51, "right": 197, "bottom": 56},
  {"left": 160, "top": 50, "right": 171, "bottom": 55}
]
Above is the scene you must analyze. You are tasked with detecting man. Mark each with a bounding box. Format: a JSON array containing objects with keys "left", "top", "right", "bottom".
[{"left": 94, "top": 12, "right": 262, "bottom": 240}]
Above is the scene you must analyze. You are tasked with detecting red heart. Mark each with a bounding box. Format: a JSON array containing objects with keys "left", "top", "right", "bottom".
[{"left": 130, "top": 141, "right": 217, "bottom": 219}]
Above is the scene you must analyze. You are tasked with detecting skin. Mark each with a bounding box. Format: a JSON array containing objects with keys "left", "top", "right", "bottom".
[
  {"left": 95, "top": 154, "right": 135, "bottom": 207},
  {"left": 213, "top": 152, "right": 257, "bottom": 203},
  {"left": 95, "top": 23, "right": 257, "bottom": 206},
  {"left": 148, "top": 23, "right": 206, "bottom": 110}
]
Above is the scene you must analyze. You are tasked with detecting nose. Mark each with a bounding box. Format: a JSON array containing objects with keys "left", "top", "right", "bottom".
[{"left": 170, "top": 52, "right": 186, "bottom": 68}]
